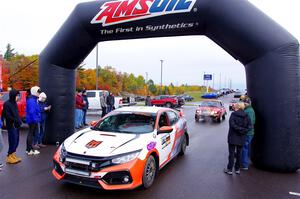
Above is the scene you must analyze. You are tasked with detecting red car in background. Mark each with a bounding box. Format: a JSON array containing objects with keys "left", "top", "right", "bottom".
[
  {"left": 0, "top": 91, "right": 27, "bottom": 122},
  {"left": 150, "top": 95, "right": 178, "bottom": 108},
  {"left": 195, "top": 100, "right": 227, "bottom": 123}
]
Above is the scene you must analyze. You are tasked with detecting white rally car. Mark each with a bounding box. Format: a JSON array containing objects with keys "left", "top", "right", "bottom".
[{"left": 52, "top": 106, "right": 189, "bottom": 190}]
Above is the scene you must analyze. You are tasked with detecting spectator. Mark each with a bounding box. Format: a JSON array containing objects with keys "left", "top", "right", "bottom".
[
  {"left": 26, "top": 86, "right": 41, "bottom": 155},
  {"left": 33, "top": 92, "right": 51, "bottom": 148},
  {"left": 82, "top": 90, "right": 89, "bottom": 126},
  {"left": 2, "top": 89, "right": 22, "bottom": 163},
  {"left": 106, "top": 92, "right": 114, "bottom": 113},
  {"left": 100, "top": 92, "right": 107, "bottom": 117},
  {"left": 224, "top": 102, "right": 251, "bottom": 175},
  {"left": 0, "top": 119, "right": 4, "bottom": 169},
  {"left": 145, "top": 95, "right": 151, "bottom": 106},
  {"left": 241, "top": 97, "right": 256, "bottom": 170},
  {"left": 75, "top": 90, "right": 84, "bottom": 129}
]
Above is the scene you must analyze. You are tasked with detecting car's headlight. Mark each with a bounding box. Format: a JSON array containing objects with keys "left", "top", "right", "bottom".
[
  {"left": 112, "top": 150, "right": 141, "bottom": 164},
  {"left": 59, "top": 143, "right": 67, "bottom": 162},
  {"left": 196, "top": 110, "right": 200, "bottom": 113}
]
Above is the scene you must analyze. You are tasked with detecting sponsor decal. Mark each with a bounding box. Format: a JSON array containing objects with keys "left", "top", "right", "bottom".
[
  {"left": 85, "top": 140, "right": 103, "bottom": 149},
  {"left": 161, "top": 134, "right": 171, "bottom": 149},
  {"left": 147, "top": 141, "right": 157, "bottom": 150},
  {"left": 91, "top": 0, "right": 197, "bottom": 26}
]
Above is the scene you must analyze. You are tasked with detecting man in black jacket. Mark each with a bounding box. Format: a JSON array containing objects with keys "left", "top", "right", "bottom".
[
  {"left": 2, "top": 89, "right": 22, "bottom": 164},
  {"left": 224, "top": 102, "right": 251, "bottom": 175}
]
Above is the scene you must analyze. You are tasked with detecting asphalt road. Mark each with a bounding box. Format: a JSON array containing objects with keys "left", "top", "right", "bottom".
[{"left": 0, "top": 94, "right": 299, "bottom": 199}]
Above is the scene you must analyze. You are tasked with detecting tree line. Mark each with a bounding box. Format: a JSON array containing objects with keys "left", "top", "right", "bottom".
[{"left": 1, "top": 44, "right": 204, "bottom": 96}]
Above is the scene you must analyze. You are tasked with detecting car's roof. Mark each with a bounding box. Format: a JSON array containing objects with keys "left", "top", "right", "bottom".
[{"left": 116, "top": 106, "right": 170, "bottom": 114}]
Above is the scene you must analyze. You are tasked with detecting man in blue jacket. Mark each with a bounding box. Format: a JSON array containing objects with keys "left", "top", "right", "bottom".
[{"left": 26, "top": 86, "right": 41, "bottom": 155}]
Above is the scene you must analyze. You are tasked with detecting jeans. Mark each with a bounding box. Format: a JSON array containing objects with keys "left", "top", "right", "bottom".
[
  {"left": 7, "top": 128, "right": 20, "bottom": 155},
  {"left": 0, "top": 129, "right": 4, "bottom": 153},
  {"left": 27, "top": 124, "right": 37, "bottom": 152},
  {"left": 83, "top": 110, "right": 87, "bottom": 125},
  {"left": 75, "top": 109, "right": 83, "bottom": 128},
  {"left": 227, "top": 144, "right": 242, "bottom": 171},
  {"left": 242, "top": 135, "right": 254, "bottom": 168},
  {"left": 107, "top": 106, "right": 112, "bottom": 113},
  {"left": 33, "top": 121, "right": 46, "bottom": 144},
  {"left": 101, "top": 107, "right": 106, "bottom": 117}
]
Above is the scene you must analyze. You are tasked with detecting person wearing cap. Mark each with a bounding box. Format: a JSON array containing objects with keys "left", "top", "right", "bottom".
[
  {"left": 224, "top": 102, "right": 251, "bottom": 175},
  {"left": 26, "top": 86, "right": 41, "bottom": 155},
  {"left": 241, "top": 97, "right": 256, "bottom": 170},
  {"left": 1, "top": 89, "right": 22, "bottom": 164},
  {"left": 33, "top": 92, "right": 51, "bottom": 148}
]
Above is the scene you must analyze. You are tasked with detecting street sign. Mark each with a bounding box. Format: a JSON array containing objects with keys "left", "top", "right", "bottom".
[{"left": 203, "top": 74, "right": 212, "bottom": 80}]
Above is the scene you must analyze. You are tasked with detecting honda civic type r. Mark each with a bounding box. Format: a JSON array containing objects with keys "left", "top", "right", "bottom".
[{"left": 52, "top": 106, "right": 189, "bottom": 190}]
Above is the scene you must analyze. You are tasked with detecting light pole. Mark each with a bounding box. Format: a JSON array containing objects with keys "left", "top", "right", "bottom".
[
  {"left": 160, "top": 60, "right": 163, "bottom": 94},
  {"left": 96, "top": 43, "right": 99, "bottom": 90}
]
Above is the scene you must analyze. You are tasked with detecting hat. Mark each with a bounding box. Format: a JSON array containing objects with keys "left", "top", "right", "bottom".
[
  {"left": 38, "top": 92, "right": 47, "bottom": 102},
  {"left": 31, "top": 86, "right": 41, "bottom": 97}
]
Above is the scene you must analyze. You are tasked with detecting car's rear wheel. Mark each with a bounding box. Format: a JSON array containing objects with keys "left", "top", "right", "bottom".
[
  {"left": 142, "top": 155, "right": 157, "bottom": 189},
  {"left": 195, "top": 116, "right": 200, "bottom": 122},
  {"left": 179, "top": 135, "right": 187, "bottom": 156}
]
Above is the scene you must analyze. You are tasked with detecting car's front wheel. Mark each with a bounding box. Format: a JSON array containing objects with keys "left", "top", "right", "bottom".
[
  {"left": 165, "top": 102, "right": 172, "bottom": 108},
  {"left": 142, "top": 155, "right": 157, "bottom": 189}
]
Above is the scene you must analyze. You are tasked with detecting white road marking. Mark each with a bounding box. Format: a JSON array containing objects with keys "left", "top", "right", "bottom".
[{"left": 289, "top": 192, "right": 300, "bottom": 197}]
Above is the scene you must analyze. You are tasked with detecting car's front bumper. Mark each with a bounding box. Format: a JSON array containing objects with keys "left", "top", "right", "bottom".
[{"left": 52, "top": 149, "right": 146, "bottom": 190}]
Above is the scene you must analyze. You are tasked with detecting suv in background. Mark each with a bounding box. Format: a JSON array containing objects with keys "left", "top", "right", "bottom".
[
  {"left": 0, "top": 91, "right": 27, "bottom": 122},
  {"left": 151, "top": 95, "right": 178, "bottom": 108}
]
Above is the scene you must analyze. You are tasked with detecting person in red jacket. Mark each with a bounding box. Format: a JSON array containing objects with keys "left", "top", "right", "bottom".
[{"left": 75, "top": 90, "right": 85, "bottom": 129}]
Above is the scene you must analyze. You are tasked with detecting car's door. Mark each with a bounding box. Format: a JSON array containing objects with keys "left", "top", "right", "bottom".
[{"left": 156, "top": 111, "right": 176, "bottom": 167}]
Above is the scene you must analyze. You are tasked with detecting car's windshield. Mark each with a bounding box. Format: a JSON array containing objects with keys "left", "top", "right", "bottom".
[
  {"left": 94, "top": 113, "right": 156, "bottom": 134},
  {"left": 199, "top": 101, "right": 220, "bottom": 107}
]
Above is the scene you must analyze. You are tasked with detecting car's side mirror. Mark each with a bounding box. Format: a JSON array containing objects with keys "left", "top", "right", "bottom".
[
  {"left": 90, "top": 121, "right": 97, "bottom": 127},
  {"left": 157, "top": 126, "right": 173, "bottom": 134}
]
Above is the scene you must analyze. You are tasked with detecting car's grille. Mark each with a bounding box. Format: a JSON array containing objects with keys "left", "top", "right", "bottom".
[{"left": 64, "top": 152, "right": 113, "bottom": 173}]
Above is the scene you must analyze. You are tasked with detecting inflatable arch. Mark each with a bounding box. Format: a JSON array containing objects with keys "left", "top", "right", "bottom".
[{"left": 39, "top": 0, "right": 300, "bottom": 172}]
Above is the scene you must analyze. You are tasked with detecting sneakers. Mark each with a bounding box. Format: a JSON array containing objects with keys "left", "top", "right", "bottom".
[
  {"left": 6, "top": 154, "right": 20, "bottom": 164},
  {"left": 12, "top": 153, "right": 22, "bottom": 162},
  {"left": 26, "top": 150, "right": 40, "bottom": 156},
  {"left": 223, "top": 168, "right": 233, "bottom": 175},
  {"left": 241, "top": 167, "right": 249, "bottom": 170},
  {"left": 0, "top": 163, "right": 3, "bottom": 169},
  {"left": 235, "top": 170, "right": 241, "bottom": 174},
  {"left": 37, "top": 144, "right": 47, "bottom": 148},
  {"left": 33, "top": 145, "right": 41, "bottom": 150}
]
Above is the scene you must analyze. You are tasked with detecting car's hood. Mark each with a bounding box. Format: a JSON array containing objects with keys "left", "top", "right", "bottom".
[{"left": 64, "top": 128, "right": 141, "bottom": 157}]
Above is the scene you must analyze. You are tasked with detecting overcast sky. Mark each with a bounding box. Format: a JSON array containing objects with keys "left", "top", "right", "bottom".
[{"left": 0, "top": 0, "right": 299, "bottom": 90}]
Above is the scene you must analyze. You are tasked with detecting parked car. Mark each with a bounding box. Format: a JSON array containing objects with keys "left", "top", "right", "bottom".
[
  {"left": 179, "top": 94, "right": 193, "bottom": 102},
  {"left": 0, "top": 91, "right": 27, "bottom": 122},
  {"left": 234, "top": 91, "right": 245, "bottom": 98},
  {"left": 86, "top": 90, "right": 123, "bottom": 109},
  {"left": 229, "top": 99, "right": 239, "bottom": 111},
  {"left": 135, "top": 96, "right": 145, "bottom": 102},
  {"left": 173, "top": 95, "right": 185, "bottom": 107},
  {"left": 195, "top": 100, "right": 227, "bottom": 122},
  {"left": 52, "top": 106, "right": 189, "bottom": 190},
  {"left": 201, "top": 92, "right": 218, "bottom": 99},
  {"left": 151, "top": 95, "right": 178, "bottom": 108}
]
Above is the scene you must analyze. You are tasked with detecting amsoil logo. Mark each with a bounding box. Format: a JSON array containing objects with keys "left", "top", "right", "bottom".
[{"left": 91, "top": 0, "right": 197, "bottom": 27}]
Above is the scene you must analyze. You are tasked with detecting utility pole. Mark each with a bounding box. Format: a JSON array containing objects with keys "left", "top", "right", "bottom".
[
  {"left": 212, "top": 73, "right": 215, "bottom": 89},
  {"left": 96, "top": 44, "right": 99, "bottom": 90},
  {"left": 160, "top": 60, "right": 163, "bottom": 94}
]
